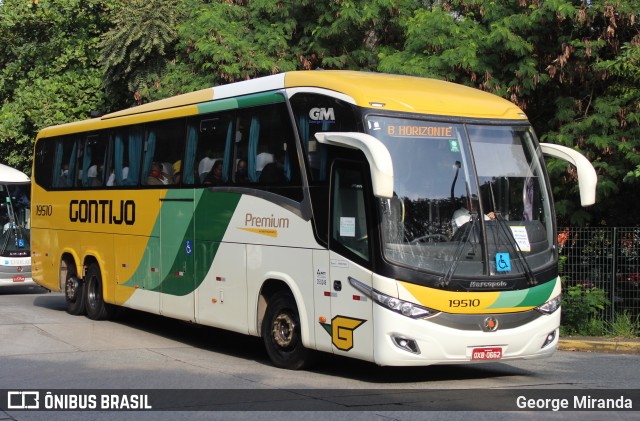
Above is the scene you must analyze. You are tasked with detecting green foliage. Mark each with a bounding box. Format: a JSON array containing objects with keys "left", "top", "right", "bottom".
[
  {"left": 0, "top": 0, "right": 115, "bottom": 173},
  {"left": 0, "top": 0, "right": 639, "bottom": 226},
  {"left": 98, "top": 0, "right": 185, "bottom": 107},
  {"left": 605, "top": 311, "right": 640, "bottom": 338},
  {"left": 560, "top": 283, "right": 609, "bottom": 336},
  {"left": 577, "top": 317, "right": 607, "bottom": 337},
  {"left": 379, "top": 0, "right": 640, "bottom": 226},
  {"left": 173, "top": 0, "right": 298, "bottom": 85},
  {"left": 157, "top": 0, "right": 413, "bottom": 98}
]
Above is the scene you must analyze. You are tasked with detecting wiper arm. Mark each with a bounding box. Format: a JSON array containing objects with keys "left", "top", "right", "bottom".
[
  {"left": 442, "top": 213, "right": 479, "bottom": 286},
  {"left": 493, "top": 213, "right": 536, "bottom": 285}
]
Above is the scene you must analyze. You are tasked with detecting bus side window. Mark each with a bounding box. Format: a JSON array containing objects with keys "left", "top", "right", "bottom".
[
  {"left": 239, "top": 103, "right": 302, "bottom": 201},
  {"left": 289, "top": 93, "right": 360, "bottom": 182},
  {"left": 330, "top": 162, "right": 370, "bottom": 264},
  {"left": 108, "top": 126, "right": 143, "bottom": 187},
  {"left": 81, "top": 134, "right": 108, "bottom": 188},
  {"left": 51, "top": 135, "right": 80, "bottom": 189},
  {"left": 142, "top": 118, "right": 186, "bottom": 186},
  {"left": 188, "top": 112, "right": 234, "bottom": 187},
  {"left": 34, "top": 137, "right": 55, "bottom": 190}
]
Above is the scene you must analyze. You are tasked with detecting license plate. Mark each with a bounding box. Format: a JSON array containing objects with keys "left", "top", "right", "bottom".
[
  {"left": 12, "top": 276, "right": 26, "bottom": 282},
  {"left": 471, "top": 347, "right": 502, "bottom": 360}
]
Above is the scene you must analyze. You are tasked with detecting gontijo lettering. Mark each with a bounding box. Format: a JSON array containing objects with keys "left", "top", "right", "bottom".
[
  {"left": 387, "top": 125, "right": 454, "bottom": 137},
  {"left": 69, "top": 199, "right": 135, "bottom": 225}
]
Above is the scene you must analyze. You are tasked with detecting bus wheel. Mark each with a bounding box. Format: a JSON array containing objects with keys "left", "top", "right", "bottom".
[
  {"left": 84, "top": 262, "right": 114, "bottom": 320},
  {"left": 262, "top": 292, "right": 313, "bottom": 370},
  {"left": 65, "top": 266, "right": 85, "bottom": 316}
]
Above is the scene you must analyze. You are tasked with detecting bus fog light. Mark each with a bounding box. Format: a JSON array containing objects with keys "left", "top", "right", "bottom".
[
  {"left": 541, "top": 329, "right": 557, "bottom": 348},
  {"left": 391, "top": 335, "right": 420, "bottom": 354}
]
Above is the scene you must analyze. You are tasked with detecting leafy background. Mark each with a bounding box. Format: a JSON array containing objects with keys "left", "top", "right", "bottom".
[{"left": 1, "top": 0, "right": 638, "bottom": 226}]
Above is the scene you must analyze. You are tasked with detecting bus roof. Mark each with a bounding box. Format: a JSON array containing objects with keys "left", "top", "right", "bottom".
[
  {"left": 37, "top": 71, "right": 526, "bottom": 137},
  {"left": 0, "top": 164, "right": 29, "bottom": 183}
]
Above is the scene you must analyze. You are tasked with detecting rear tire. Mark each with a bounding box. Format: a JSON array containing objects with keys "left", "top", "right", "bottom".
[
  {"left": 84, "top": 262, "right": 115, "bottom": 320},
  {"left": 262, "top": 292, "right": 314, "bottom": 370},
  {"left": 65, "top": 265, "right": 85, "bottom": 316}
]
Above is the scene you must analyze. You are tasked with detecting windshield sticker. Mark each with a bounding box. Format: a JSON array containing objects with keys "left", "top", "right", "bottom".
[
  {"left": 496, "top": 253, "right": 511, "bottom": 272},
  {"left": 339, "top": 217, "right": 356, "bottom": 237},
  {"left": 510, "top": 226, "right": 531, "bottom": 252},
  {"left": 449, "top": 139, "right": 460, "bottom": 152}
]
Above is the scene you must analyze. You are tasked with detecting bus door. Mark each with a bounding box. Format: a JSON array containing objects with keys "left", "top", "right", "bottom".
[
  {"left": 159, "top": 191, "right": 196, "bottom": 322},
  {"left": 326, "top": 161, "right": 374, "bottom": 361}
]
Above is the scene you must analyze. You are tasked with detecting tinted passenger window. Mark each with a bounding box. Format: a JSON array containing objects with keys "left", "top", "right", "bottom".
[
  {"left": 142, "top": 119, "right": 186, "bottom": 186},
  {"left": 236, "top": 103, "right": 301, "bottom": 200},
  {"left": 187, "top": 112, "right": 234, "bottom": 186},
  {"left": 289, "top": 93, "right": 360, "bottom": 182}
]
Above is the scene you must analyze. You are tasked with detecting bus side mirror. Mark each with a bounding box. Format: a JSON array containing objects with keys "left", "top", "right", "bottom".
[
  {"left": 314, "top": 132, "right": 394, "bottom": 199},
  {"left": 540, "top": 143, "right": 597, "bottom": 207}
]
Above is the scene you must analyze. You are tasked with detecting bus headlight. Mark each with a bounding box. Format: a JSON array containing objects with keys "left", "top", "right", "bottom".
[
  {"left": 349, "top": 277, "right": 439, "bottom": 319},
  {"left": 535, "top": 295, "right": 561, "bottom": 315}
]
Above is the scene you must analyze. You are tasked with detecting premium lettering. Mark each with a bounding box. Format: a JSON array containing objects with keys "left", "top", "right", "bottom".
[
  {"left": 244, "top": 213, "right": 289, "bottom": 229},
  {"left": 69, "top": 200, "right": 135, "bottom": 225}
]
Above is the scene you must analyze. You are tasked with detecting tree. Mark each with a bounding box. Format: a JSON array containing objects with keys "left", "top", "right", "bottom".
[
  {"left": 378, "top": 0, "right": 640, "bottom": 225},
  {"left": 150, "top": 0, "right": 414, "bottom": 100},
  {"left": 158, "top": 0, "right": 303, "bottom": 95},
  {"left": 98, "top": 0, "right": 185, "bottom": 108},
  {"left": 0, "top": 0, "right": 116, "bottom": 173}
]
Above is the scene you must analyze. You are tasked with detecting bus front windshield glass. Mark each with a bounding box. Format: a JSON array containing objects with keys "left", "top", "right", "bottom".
[
  {"left": 0, "top": 183, "right": 31, "bottom": 258},
  {"left": 367, "top": 116, "right": 553, "bottom": 280}
]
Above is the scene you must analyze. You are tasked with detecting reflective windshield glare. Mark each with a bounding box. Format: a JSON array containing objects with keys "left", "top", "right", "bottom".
[
  {"left": 0, "top": 183, "right": 31, "bottom": 258},
  {"left": 367, "top": 117, "right": 553, "bottom": 279}
]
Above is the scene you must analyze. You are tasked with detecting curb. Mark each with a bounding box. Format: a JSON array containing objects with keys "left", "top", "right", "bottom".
[{"left": 558, "top": 338, "right": 640, "bottom": 354}]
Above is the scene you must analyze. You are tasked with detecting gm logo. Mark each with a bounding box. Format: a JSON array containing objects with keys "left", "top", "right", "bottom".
[
  {"left": 309, "top": 107, "right": 335, "bottom": 122},
  {"left": 7, "top": 391, "right": 40, "bottom": 409}
]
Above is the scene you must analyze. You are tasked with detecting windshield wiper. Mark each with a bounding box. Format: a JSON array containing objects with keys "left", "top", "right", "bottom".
[
  {"left": 485, "top": 181, "right": 536, "bottom": 284},
  {"left": 492, "top": 212, "right": 537, "bottom": 285},
  {"left": 442, "top": 212, "right": 480, "bottom": 286}
]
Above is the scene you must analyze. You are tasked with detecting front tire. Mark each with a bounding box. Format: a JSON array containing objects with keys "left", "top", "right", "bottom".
[
  {"left": 262, "top": 292, "right": 314, "bottom": 370},
  {"left": 84, "top": 262, "right": 115, "bottom": 320},
  {"left": 65, "top": 265, "right": 85, "bottom": 316}
]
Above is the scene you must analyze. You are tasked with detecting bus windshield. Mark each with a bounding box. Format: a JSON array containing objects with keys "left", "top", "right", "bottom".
[
  {"left": 0, "top": 183, "right": 31, "bottom": 258},
  {"left": 367, "top": 116, "right": 553, "bottom": 279}
]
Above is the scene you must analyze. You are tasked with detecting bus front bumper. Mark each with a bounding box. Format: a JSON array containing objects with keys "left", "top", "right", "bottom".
[{"left": 372, "top": 304, "right": 560, "bottom": 366}]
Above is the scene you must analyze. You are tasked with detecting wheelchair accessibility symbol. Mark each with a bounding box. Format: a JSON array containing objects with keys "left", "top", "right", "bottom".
[
  {"left": 185, "top": 240, "right": 193, "bottom": 255},
  {"left": 496, "top": 253, "right": 511, "bottom": 272}
]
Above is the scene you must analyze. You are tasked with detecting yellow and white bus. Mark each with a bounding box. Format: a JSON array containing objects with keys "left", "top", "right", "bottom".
[
  {"left": 31, "top": 71, "right": 596, "bottom": 369},
  {"left": 0, "top": 164, "right": 32, "bottom": 287}
]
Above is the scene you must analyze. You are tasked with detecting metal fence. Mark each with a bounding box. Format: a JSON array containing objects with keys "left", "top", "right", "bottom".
[{"left": 559, "top": 227, "right": 640, "bottom": 323}]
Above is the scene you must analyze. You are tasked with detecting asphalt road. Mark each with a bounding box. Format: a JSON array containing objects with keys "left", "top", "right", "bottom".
[{"left": 0, "top": 286, "right": 638, "bottom": 420}]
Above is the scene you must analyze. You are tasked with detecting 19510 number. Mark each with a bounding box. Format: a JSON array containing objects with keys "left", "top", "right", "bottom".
[
  {"left": 35, "top": 204, "right": 53, "bottom": 216},
  {"left": 449, "top": 299, "right": 480, "bottom": 308}
]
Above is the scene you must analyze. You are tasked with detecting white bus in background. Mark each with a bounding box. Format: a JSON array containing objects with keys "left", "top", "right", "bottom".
[{"left": 0, "top": 164, "right": 33, "bottom": 287}]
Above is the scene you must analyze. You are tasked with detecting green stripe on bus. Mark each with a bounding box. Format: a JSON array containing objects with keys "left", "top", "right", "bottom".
[
  {"left": 518, "top": 278, "right": 557, "bottom": 307},
  {"left": 488, "top": 279, "right": 556, "bottom": 309},
  {"left": 197, "top": 91, "right": 284, "bottom": 114},
  {"left": 122, "top": 191, "right": 242, "bottom": 296}
]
